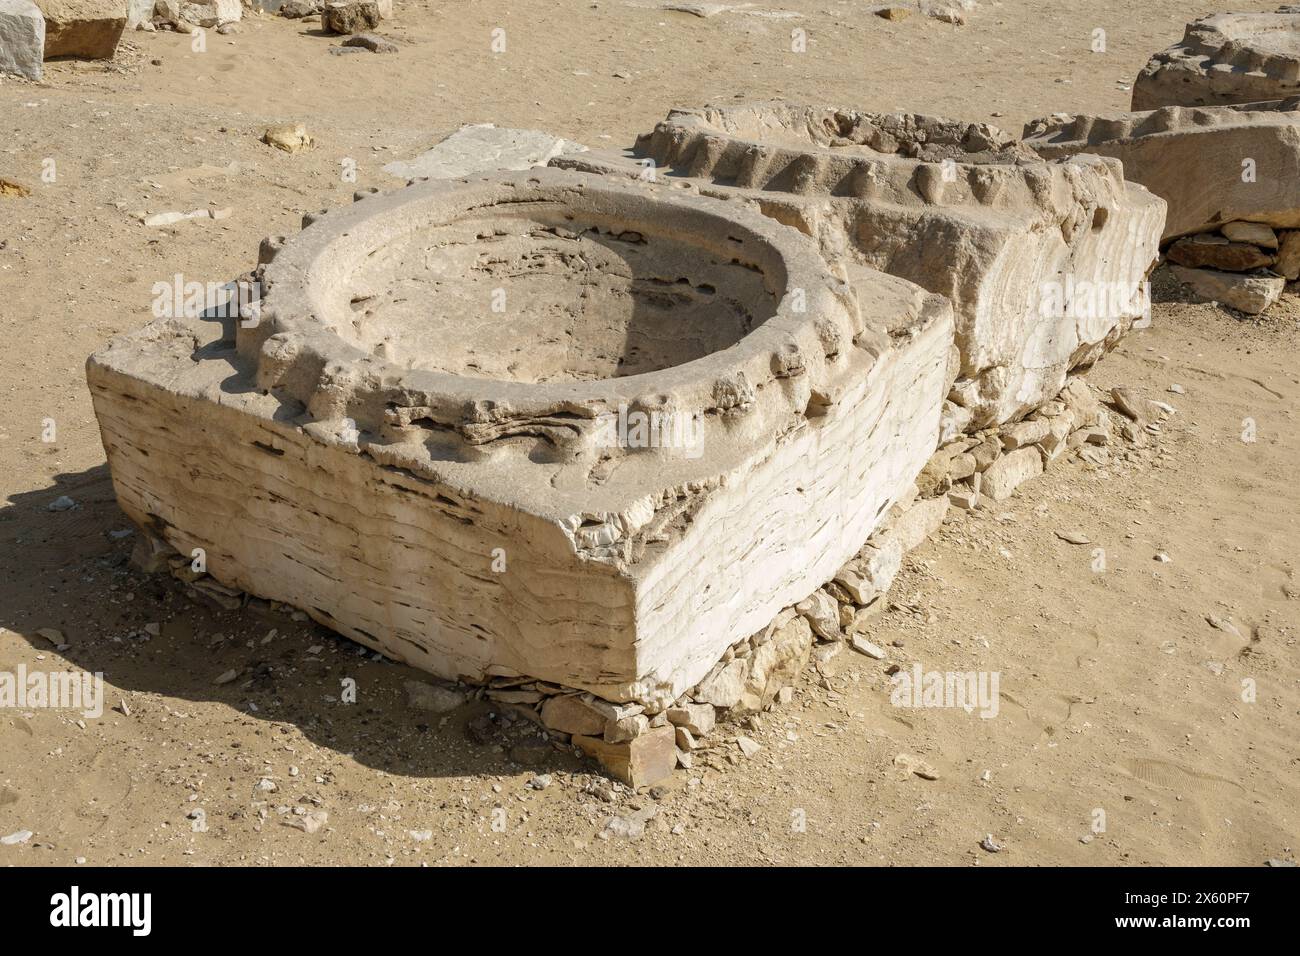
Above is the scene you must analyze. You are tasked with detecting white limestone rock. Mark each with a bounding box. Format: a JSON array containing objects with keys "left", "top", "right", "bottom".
[
  {"left": 0, "top": 0, "right": 43, "bottom": 80},
  {"left": 383, "top": 124, "right": 587, "bottom": 181}
]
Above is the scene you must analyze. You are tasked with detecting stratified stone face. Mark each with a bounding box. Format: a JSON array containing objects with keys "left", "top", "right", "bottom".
[
  {"left": 33, "top": 0, "right": 126, "bottom": 59},
  {"left": 0, "top": 0, "right": 45, "bottom": 80},
  {"left": 1132, "top": 8, "right": 1300, "bottom": 110},
  {"left": 87, "top": 168, "right": 953, "bottom": 709},
  {"left": 558, "top": 102, "right": 1164, "bottom": 428},
  {"left": 1023, "top": 100, "right": 1300, "bottom": 241}
]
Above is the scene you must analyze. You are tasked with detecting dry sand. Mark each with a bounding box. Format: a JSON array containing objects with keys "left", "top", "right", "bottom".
[{"left": 0, "top": 0, "right": 1296, "bottom": 865}]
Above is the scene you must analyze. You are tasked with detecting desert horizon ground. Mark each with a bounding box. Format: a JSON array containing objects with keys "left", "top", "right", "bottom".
[{"left": 1, "top": 0, "right": 1297, "bottom": 866}]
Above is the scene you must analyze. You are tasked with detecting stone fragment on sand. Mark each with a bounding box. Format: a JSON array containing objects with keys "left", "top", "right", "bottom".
[
  {"left": 735, "top": 735, "right": 761, "bottom": 757},
  {"left": 179, "top": 0, "right": 239, "bottom": 26},
  {"left": 0, "top": 0, "right": 44, "bottom": 81},
  {"left": 981, "top": 447, "right": 1042, "bottom": 500},
  {"left": 323, "top": 0, "right": 379, "bottom": 34},
  {"left": 1166, "top": 236, "right": 1274, "bottom": 272},
  {"left": 1168, "top": 265, "right": 1286, "bottom": 315},
  {"left": 283, "top": 809, "right": 328, "bottom": 833},
  {"left": 894, "top": 753, "right": 939, "bottom": 780},
  {"left": 874, "top": 5, "right": 911, "bottom": 20},
  {"left": 342, "top": 31, "right": 396, "bottom": 52},
  {"left": 403, "top": 679, "right": 466, "bottom": 713},
  {"left": 382, "top": 124, "right": 586, "bottom": 181},
  {"left": 1054, "top": 530, "right": 1090, "bottom": 545},
  {"left": 849, "top": 635, "right": 887, "bottom": 659},
  {"left": 34, "top": 0, "right": 124, "bottom": 58},
  {"left": 277, "top": 0, "right": 320, "bottom": 15},
  {"left": 574, "top": 724, "right": 676, "bottom": 789},
  {"left": 261, "top": 123, "right": 314, "bottom": 153}
]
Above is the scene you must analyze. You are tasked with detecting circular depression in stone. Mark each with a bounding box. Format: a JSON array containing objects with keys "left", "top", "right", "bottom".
[{"left": 326, "top": 202, "right": 779, "bottom": 384}]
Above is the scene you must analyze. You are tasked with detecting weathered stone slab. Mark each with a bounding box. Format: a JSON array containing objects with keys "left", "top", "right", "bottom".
[
  {"left": 1132, "top": 9, "right": 1300, "bottom": 110},
  {"left": 178, "top": 0, "right": 239, "bottom": 27},
  {"left": 574, "top": 724, "right": 676, "bottom": 789},
  {"left": 1166, "top": 236, "right": 1275, "bottom": 272},
  {"left": 981, "top": 446, "right": 1043, "bottom": 500},
  {"left": 88, "top": 167, "right": 953, "bottom": 709},
  {"left": 1168, "top": 265, "right": 1286, "bottom": 315},
  {"left": 1024, "top": 100, "right": 1300, "bottom": 241},
  {"left": 383, "top": 124, "right": 587, "bottom": 182},
  {"left": 558, "top": 102, "right": 1163, "bottom": 427},
  {"left": 0, "top": 0, "right": 44, "bottom": 79},
  {"left": 34, "top": 0, "right": 125, "bottom": 59}
]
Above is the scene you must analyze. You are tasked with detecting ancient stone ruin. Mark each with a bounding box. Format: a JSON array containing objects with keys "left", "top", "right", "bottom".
[
  {"left": 1132, "top": 6, "right": 1300, "bottom": 110},
  {"left": 1025, "top": 98, "right": 1300, "bottom": 314},
  {"left": 81, "top": 11, "right": 1300, "bottom": 789}
]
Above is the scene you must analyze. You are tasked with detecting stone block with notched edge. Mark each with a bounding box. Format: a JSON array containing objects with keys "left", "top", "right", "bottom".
[
  {"left": 555, "top": 102, "right": 1164, "bottom": 430},
  {"left": 87, "top": 167, "right": 954, "bottom": 709},
  {"left": 1023, "top": 99, "right": 1300, "bottom": 242},
  {"left": 1132, "top": 8, "right": 1300, "bottom": 111}
]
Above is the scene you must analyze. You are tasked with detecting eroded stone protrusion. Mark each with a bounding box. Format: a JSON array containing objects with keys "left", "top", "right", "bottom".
[{"left": 1132, "top": 8, "right": 1300, "bottom": 110}]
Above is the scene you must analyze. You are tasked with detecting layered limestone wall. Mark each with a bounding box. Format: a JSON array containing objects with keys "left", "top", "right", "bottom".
[
  {"left": 1132, "top": 7, "right": 1300, "bottom": 110},
  {"left": 89, "top": 167, "right": 955, "bottom": 714},
  {"left": 557, "top": 103, "right": 1164, "bottom": 430}
]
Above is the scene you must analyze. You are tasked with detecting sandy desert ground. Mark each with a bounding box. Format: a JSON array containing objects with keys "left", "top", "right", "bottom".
[{"left": 0, "top": 0, "right": 1297, "bottom": 866}]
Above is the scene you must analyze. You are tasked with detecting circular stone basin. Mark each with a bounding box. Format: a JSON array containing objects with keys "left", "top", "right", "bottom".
[
  {"left": 249, "top": 168, "right": 854, "bottom": 430},
  {"left": 337, "top": 209, "right": 775, "bottom": 383}
]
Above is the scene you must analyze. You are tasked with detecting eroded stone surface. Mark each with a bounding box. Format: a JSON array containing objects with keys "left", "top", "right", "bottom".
[
  {"left": 88, "top": 167, "right": 953, "bottom": 710},
  {"left": 557, "top": 102, "right": 1163, "bottom": 428},
  {"left": 1024, "top": 100, "right": 1300, "bottom": 241},
  {"left": 34, "top": 0, "right": 125, "bottom": 58},
  {"left": 0, "top": 0, "right": 44, "bottom": 80},
  {"left": 382, "top": 124, "right": 586, "bottom": 182},
  {"left": 1132, "top": 8, "right": 1300, "bottom": 110}
]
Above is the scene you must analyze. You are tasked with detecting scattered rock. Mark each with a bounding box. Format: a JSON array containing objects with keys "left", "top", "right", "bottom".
[
  {"left": 47, "top": 495, "right": 76, "bottom": 512},
  {"left": 795, "top": 588, "right": 840, "bottom": 640},
  {"left": 665, "top": 702, "right": 715, "bottom": 736},
  {"left": 342, "top": 31, "right": 396, "bottom": 52},
  {"left": 277, "top": 0, "right": 320, "bottom": 15},
  {"left": 0, "top": 829, "right": 33, "bottom": 845},
  {"left": 323, "top": 0, "right": 379, "bottom": 34},
  {"left": 735, "top": 735, "right": 761, "bottom": 757},
  {"left": 875, "top": 5, "right": 912, "bottom": 20},
  {"left": 1054, "top": 530, "right": 1090, "bottom": 545},
  {"left": 849, "top": 635, "right": 887, "bottom": 660},
  {"left": 212, "top": 668, "right": 239, "bottom": 685},
  {"left": 981, "top": 447, "right": 1042, "bottom": 500},
  {"left": 894, "top": 753, "right": 940, "bottom": 780},
  {"left": 178, "top": 0, "right": 239, "bottom": 27},
  {"left": 403, "top": 679, "right": 467, "bottom": 713},
  {"left": 573, "top": 724, "right": 676, "bottom": 789},
  {"left": 261, "top": 123, "right": 314, "bottom": 154},
  {"left": 1168, "top": 265, "right": 1285, "bottom": 315},
  {"left": 980, "top": 833, "right": 1004, "bottom": 853},
  {"left": 526, "top": 773, "right": 552, "bottom": 790},
  {"left": 283, "top": 810, "right": 327, "bottom": 833}
]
